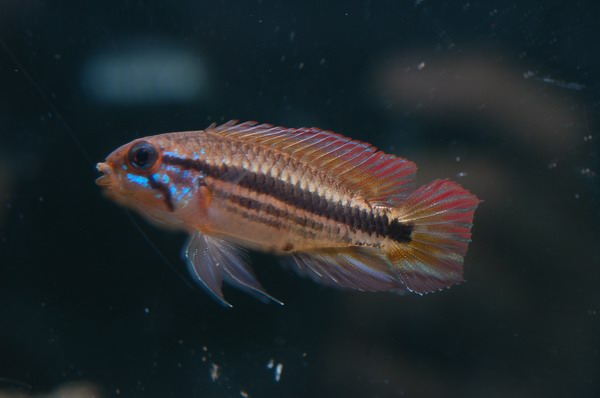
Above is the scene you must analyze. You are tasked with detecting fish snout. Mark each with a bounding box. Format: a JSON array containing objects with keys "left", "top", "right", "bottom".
[{"left": 95, "top": 162, "right": 112, "bottom": 187}]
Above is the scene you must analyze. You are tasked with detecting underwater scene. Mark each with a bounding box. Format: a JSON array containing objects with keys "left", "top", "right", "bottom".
[{"left": 1, "top": 1, "right": 599, "bottom": 397}]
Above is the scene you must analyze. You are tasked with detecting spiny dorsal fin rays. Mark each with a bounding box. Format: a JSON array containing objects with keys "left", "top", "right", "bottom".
[{"left": 206, "top": 121, "right": 417, "bottom": 206}]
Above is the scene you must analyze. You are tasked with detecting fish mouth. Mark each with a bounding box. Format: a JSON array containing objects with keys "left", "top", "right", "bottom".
[{"left": 96, "top": 162, "right": 112, "bottom": 188}]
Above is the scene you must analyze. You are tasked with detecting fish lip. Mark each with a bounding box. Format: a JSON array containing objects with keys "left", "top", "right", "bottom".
[{"left": 96, "top": 162, "right": 112, "bottom": 188}]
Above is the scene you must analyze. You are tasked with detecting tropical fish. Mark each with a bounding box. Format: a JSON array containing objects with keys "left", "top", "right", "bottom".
[{"left": 96, "top": 121, "right": 480, "bottom": 306}]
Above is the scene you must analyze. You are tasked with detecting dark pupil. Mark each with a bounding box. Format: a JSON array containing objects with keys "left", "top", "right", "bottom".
[{"left": 129, "top": 142, "right": 157, "bottom": 170}]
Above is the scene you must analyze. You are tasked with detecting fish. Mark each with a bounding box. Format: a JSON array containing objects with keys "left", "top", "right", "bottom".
[{"left": 96, "top": 120, "right": 480, "bottom": 306}]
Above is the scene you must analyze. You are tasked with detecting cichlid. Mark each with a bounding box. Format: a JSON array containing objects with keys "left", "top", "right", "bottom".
[{"left": 96, "top": 121, "right": 480, "bottom": 306}]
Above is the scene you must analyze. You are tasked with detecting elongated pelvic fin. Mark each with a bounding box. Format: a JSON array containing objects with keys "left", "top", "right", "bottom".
[
  {"left": 206, "top": 121, "right": 417, "bottom": 205},
  {"left": 184, "top": 232, "right": 282, "bottom": 307},
  {"left": 386, "top": 179, "right": 481, "bottom": 294},
  {"left": 289, "top": 247, "right": 399, "bottom": 292}
]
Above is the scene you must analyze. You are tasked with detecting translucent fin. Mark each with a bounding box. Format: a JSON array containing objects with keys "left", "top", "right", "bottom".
[
  {"left": 184, "top": 232, "right": 282, "bottom": 307},
  {"left": 205, "top": 121, "right": 417, "bottom": 204},
  {"left": 289, "top": 247, "right": 400, "bottom": 292},
  {"left": 386, "top": 179, "right": 481, "bottom": 294}
]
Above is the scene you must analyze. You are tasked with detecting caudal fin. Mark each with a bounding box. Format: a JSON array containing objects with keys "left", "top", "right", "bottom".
[{"left": 385, "top": 179, "right": 481, "bottom": 294}]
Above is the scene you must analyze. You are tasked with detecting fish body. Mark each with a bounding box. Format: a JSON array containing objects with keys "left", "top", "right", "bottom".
[{"left": 97, "top": 121, "right": 480, "bottom": 306}]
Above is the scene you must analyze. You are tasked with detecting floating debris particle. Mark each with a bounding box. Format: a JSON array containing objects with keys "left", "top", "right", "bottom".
[
  {"left": 266, "top": 359, "right": 274, "bottom": 369},
  {"left": 275, "top": 363, "right": 283, "bottom": 382},
  {"left": 240, "top": 390, "right": 250, "bottom": 398},
  {"left": 210, "top": 363, "right": 220, "bottom": 381}
]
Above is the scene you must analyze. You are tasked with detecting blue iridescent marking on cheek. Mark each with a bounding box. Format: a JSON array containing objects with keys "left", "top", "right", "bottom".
[
  {"left": 174, "top": 186, "right": 192, "bottom": 204},
  {"left": 166, "top": 165, "right": 182, "bottom": 174},
  {"left": 161, "top": 174, "right": 170, "bottom": 184},
  {"left": 200, "top": 148, "right": 206, "bottom": 155},
  {"left": 126, "top": 173, "right": 150, "bottom": 188},
  {"left": 163, "top": 150, "right": 181, "bottom": 158},
  {"left": 122, "top": 165, "right": 128, "bottom": 171}
]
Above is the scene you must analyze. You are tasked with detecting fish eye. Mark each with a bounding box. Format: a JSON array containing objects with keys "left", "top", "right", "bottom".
[{"left": 128, "top": 141, "right": 159, "bottom": 171}]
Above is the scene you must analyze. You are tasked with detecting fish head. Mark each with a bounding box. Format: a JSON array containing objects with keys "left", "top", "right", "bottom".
[{"left": 96, "top": 135, "right": 205, "bottom": 230}]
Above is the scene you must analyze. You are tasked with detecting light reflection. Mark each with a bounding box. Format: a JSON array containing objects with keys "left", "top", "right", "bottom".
[{"left": 81, "top": 40, "right": 209, "bottom": 105}]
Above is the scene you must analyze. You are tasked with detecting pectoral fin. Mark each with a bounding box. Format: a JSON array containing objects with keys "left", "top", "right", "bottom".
[{"left": 184, "top": 232, "right": 282, "bottom": 307}]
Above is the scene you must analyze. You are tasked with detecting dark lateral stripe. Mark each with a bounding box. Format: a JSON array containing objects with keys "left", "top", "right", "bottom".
[
  {"left": 224, "top": 202, "right": 320, "bottom": 242},
  {"left": 212, "top": 187, "right": 331, "bottom": 239},
  {"left": 149, "top": 178, "right": 174, "bottom": 211},
  {"left": 163, "top": 155, "right": 413, "bottom": 242}
]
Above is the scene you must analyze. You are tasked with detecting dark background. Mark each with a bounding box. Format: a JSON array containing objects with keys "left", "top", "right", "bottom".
[{"left": 1, "top": 1, "right": 599, "bottom": 397}]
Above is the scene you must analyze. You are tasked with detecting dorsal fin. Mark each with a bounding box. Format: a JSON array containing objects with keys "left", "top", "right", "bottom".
[{"left": 205, "top": 121, "right": 417, "bottom": 205}]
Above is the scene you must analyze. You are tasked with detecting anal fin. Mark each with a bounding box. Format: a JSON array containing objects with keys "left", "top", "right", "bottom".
[
  {"left": 184, "top": 232, "right": 283, "bottom": 307},
  {"left": 289, "top": 247, "right": 401, "bottom": 292}
]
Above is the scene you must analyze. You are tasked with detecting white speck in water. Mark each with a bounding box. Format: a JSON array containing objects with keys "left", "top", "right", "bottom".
[
  {"left": 583, "top": 134, "right": 593, "bottom": 142},
  {"left": 319, "top": 58, "right": 326, "bottom": 65},
  {"left": 580, "top": 168, "right": 593, "bottom": 176},
  {"left": 210, "top": 363, "right": 220, "bottom": 381},
  {"left": 417, "top": 61, "right": 426, "bottom": 70},
  {"left": 455, "top": 156, "right": 461, "bottom": 162},
  {"left": 266, "top": 359, "right": 274, "bottom": 369},
  {"left": 240, "top": 390, "right": 250, "bottom": 398},
  {"left": 457, "top": 172, "right": 468, "bottom": 178},
  {"left": 275, "top": 363, "right": 283, "bottom": 382},
  {"left": 575, "top": 193, "right": 580, "bottom": 199},
  {"left": 290, "top": 31, "right": 295, "bottom": 42},
  {"left": 523, "top": 70, "right": 535, "bottom": 79},
  {"left": 202, "top": 346, "right": 208, "bottom": 352},
  {"left": 540, "top": 77, "right": 586, "bottom": 91},
  {"left": 144, "top": 307, "right": 150, "bottom": 314},
  {"left": 548, "top": 161, "right": 558, "bottom": 169},
  {"left": 299, "top": 62, "right": 304, "bottom": 70}
]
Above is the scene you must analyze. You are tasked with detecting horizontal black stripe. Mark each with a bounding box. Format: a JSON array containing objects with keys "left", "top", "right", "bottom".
[
  {"left": 163, "top": 155, "right": 413, "bottom": 243},
  {"left": 217, "top": 189, "right": 331, "bottom": 239},
  {"left": 223, "top": 203, "right": 320, "bottom": 242}
]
